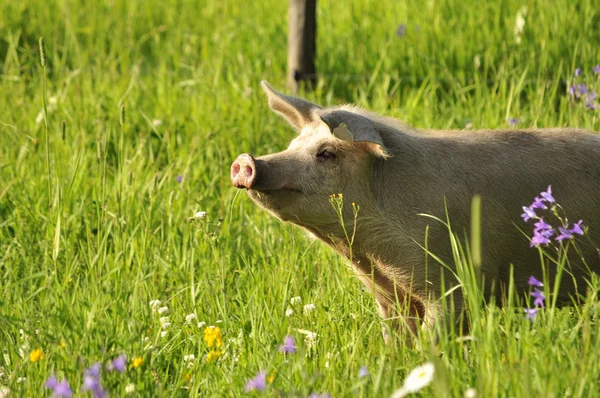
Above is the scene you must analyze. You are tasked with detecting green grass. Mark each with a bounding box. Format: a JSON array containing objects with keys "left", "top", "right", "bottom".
[{"left": 1, "top": 0, "right": 600, "bottom": 396}]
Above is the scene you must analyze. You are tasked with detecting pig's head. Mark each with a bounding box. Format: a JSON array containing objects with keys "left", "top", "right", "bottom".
[{"left": 231, "top": 81, "right": 390, "bottom": 235}]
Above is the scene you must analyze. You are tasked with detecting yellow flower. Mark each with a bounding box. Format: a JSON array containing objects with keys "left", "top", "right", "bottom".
[
  {"left": 184, "top": 373, "right": 191, "bottom": 383},
  {"left": 206, "top": 350, "right": 221, "bottom": 363},
  {"left": 60, "top": 342, "right": 66, "bottom": 348},
  {"left": 267, "top": 370, "right": 276, "bottom": 384},
  {"left": 130, "top": 357, "right": 144, "bottom": 368},
  {"left": 203, "top": 326, "right": 223, "bottom": 348},
  {"left": 29, "top": 348, "right": 44, "bottom": 362}
]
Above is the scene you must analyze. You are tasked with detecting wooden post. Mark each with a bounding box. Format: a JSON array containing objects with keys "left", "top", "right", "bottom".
[{"left": 287, "top": 0, "right": 317, "bottom": 93}]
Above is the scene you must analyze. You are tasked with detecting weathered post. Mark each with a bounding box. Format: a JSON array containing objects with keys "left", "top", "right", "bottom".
[{"left": 287, "top": 0, "right": 317, "bottom": 92}]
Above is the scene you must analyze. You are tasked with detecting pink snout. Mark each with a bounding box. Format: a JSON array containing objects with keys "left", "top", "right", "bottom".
[{"left": 231, "top": 153, "right": 257, "bottom": 189}]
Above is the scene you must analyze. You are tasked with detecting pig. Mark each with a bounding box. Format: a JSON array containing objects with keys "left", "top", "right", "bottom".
[{"left": 231, "top": 81, "right": 600, "bottom": 339}]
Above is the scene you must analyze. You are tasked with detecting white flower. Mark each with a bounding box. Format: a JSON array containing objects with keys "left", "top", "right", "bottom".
[
  {"left": 160, "top": 316, "right": 170, "bottom": 324},
  {"left": 16, "top": 377, "right": 26, "bottom": 383},
  {"left": 390, "top": 362, "right": 435, "bottom": 398},
  {"left": 160, "top": 331, "right": 168, "bottom": 338},
  {"left": 185, "top": 314, "right": 197, "bottom": 324},
  {"left": 0, "top": 387, "right": 10, "bottom": 398},
  {"left": 152, "top": 119, "right": 163, "bottom": 127},
  {"left": 161, "top": 322, "right": 171, "bottom": 329},
  {"left": 158, "top": 306, "right": 169, "bottom": 314},
  {"left": 194, "top": 211, "right": 207, "bottom": 220},
  {"left": 183, "top": 354, "right": 196, "bottom": 362},
  {"left": 216, "top": 319, "right": 222, "bottom": 323},
  {"left": 296, "top": 329, "right": 317, "bottom": 349},
  {"left": 285, "top": 308, "right": 294, "bottom": 317},
  {"left": 125, "top": 383, "right": 135, "bottom": 394},
  {"left": 465, "top": 387, "right": 477, "bottom": 398},
  {"left": 514, "top": 6, "right": 527, "bottom": 44},
  {"left": 197, "top": 321, "right": 206, "bottom": 328},
  {"left": 290, "top": 296, "right": 302, "bottom": 305},
  {"left": 303, "top": 303, "right": 316, "bottom": 314},
  {"left": 142, "top": 336, "right": 151, "bottom": 343},
  {"left": 149, "top": 300, "right": 161, "bottom": 312}
]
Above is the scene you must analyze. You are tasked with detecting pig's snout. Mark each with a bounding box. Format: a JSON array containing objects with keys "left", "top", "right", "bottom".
[{"left": 231, "top": 153, "right": 257, "bottom": 189}]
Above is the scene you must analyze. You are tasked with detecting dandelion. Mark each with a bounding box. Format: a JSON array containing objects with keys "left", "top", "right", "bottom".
[
  {"left": 396, "top": 24, "right": 406, "bottom": 37},
  {"left": 279, "top": 335, "right": 296, "bottom": 354},
  {"left": 45, "top": 375, "right": 73, "bottom": 398},
  {"left": 290, "top": 296, "right": 302, "bottom": 305},
  {"left": 358, "top": 366, "right": 370, "bottom": 378},
  {"left": 107, "top": 354, "right": 127, "bottom": 373},
  {"left": 130, "top": 357, "right": 144, "bottom": 368},
  {"left": 30, "top": 348, "right": 44, "bottom": 362},
  {"left": 185, "top": 313, "right": 197, "bottom": 324},
  {"left": 244, "top": 371, "right": 267, "bottom": 392},
  {"left": 525, "top": 307, "right": 538, "bottom": 322},
  {"left": 303, "top": 303, "right": 316, "bottom": 314},
  {"left": 390, "top": 362, "right": 435, "bottom": 398},
  {"left": 158, "top": 306, "right": 169, "bottom": 315},
  {"left": 206, "top": 350, "right": 221, "bottom": 363},
  {"left": 149, "top": 300, "right": 161, "bottom": 312},
  {"left": 125, "top": 384, "right": 135, "bottom": 394},
  {"left": 204, "top": 326, "right": 223, "bottom": 348},
  {"left": 528, "top": 276, "right": 543, "bottom": 287}
]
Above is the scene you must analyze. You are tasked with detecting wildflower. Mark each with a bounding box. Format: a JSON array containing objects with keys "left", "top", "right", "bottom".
[
  {"left": 195, "top": 211, "right": 207, "bottom": 220},
  {"left": 158, "top": 306, "right": 169, "bottom": 315},
  {"left": 298, "top": 329, "right": 318, "bottom": 349},
  {"left": 107, "top": 354, "right": 127, "bottom": 373},
  {"left": 16, "top": 377, "right": 26, "bottom": 383},
  {"left": 396, "top": 24, "right": 406, "bottom": 37},
  {"left": 184, "top": 373, "right": 191, "bottom": 383},
  {"left": 530, "top": 196, "right": 547, "bottom": 210},
  {"left": 594, "top": 65, "right": 600, "bottom": 74},
  {"left": 130, "top": 357, "right": 144, "bottom": 368},
  {"left": 160, "top": 331, "right": 168, "bottom": 338},
  {"left": 539, "top": 186, "right": 554, "bottom": 203},
  {"left": 244, "top": 371, "right": 267, "bottom": 392},
  {"left": 152, "top": 119, "right": 163, "bottom": 127},
  {"left": 290, "top": 296, "right": 302, "bottom": 305},
  {"left": 30, "top": 348, "right": 44, "bottom": 362},
  {"left": 531, "top": 288, "right": 545, "bottom": 307},
  {"left": 507, "top": 118, "right": 518, "bottom": 127},
  {"left": 82, "top": 363, "right": 105, "bottom": 398},
  {"left": 149, "top": 300, "right": 161, "bottom": 312},
  {"left": 125, "top": 384, "right": 135, "bottom": 394},
  {"left": 303, "top": 303, "right": 316, "bottom": 314},
  {"left": 197, "top": 321, "right": 206, "bottom": 328},
  {"left": 176, "top": 175, "right": 183, "bottom": 183},
  {"left": 184, "top": 354, "right": 196, "bottom": 368},
  {"left": 521, "top": 206, "right": 536, "bottom": 222},
  {"left": 185, "top": 313, "right": 197, "bottom": 324},
  {"left": 267, "top": 370, "right": 276, "bottom": 384},
  {"left": 530, "top": 229, "right": 551, "bottom": 247},
  {"left": 161, "top": 322, "right": 171, "bottom": 330},
  {"left": 528, "top": 276, "right": 543, "bottom": 287},
  {"left": 575, "top": 68, "right": 581, "bottom": 77},
  {"left": 533, "top": 218, "right": 552, "bottom": 232},
  {"left": 390, "top": 362, "right": 435, "bottom": 398},
  {"left": 465, "top": 387, "right": 477, "bottom": 398},
  {"left": 308, "top": 394, "right": 332, "bottom": 398},
  {"left": 0, "top": 387, "right": 10, "bottom": 398},
  {"left": 358, "top": 366, "right": 370, "bottom": 378},
  {"left": 570, "top": 220, "right": 584, "bottom": 235},
  {"left": 513, "top": 6, "right": 527, "bottom": 44},
  {"left": 45, "top": 375, "right": 73, "bottom": 398},
  {"left": 555, "top": 226, "right": 573, "bottom": 242},
  {"left": 206, "top": 350, "right": 221, "bottom": 363},
  {"left": 204, "top": 326, "right": 223, "bottom": 348},
  {"left": 60, "top": 341, "right": 66, "bottom": 348},
  {"left": 285, "top": 308, "right": 294, "bottom": 317},
  {"left": 525, "top": 307, "right": 538, "bottom": 321},
  {"left": 279, "top": 335, "right": 296, "bottom": 354}
]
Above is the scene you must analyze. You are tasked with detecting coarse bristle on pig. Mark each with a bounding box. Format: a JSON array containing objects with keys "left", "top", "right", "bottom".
[{"left": 231, "top": 80, "right": 600, "bottom": 344}]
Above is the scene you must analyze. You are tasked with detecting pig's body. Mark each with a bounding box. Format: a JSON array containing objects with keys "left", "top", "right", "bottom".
[{"left": 232, "top": 82, "right": 600, "bottom": 338}]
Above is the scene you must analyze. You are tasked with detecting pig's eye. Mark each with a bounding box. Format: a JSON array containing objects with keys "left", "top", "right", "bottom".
[{"left": 316, "top": 149, "right": 336, "bottom": 160}]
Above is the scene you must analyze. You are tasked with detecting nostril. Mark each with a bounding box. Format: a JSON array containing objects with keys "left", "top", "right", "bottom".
[
  {"left": 231, "top": 163, "right": 240, "bottom": 178},
  {"left": 244, "top": 166, "right": 253, "bottom": 177}
]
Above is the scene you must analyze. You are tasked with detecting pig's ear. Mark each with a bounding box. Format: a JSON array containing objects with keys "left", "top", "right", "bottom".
[
  {"left": 319, "top": 110, "right": 390, "bottom": 158},
  {"left": 261, "top": 81, "right": 321, "bottom": 130}
]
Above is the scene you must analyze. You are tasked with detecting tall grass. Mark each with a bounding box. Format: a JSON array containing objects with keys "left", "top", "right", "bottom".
[{"left": 0, "top": 0, "right": 599, "bottom": 396}]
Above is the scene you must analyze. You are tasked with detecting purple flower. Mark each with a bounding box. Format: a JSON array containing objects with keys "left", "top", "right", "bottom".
[
  {"left": 585, "top": 98, "right": 598, "bottom": 110},
  {"left": 540, "top": 185, "right": 555, "bottom": 203},
  {"left": 521, "top": 206, "right": 537, "bottom": 222},
  {"left": 358, "top": 366, "right": 369, "bottom": 378},
  {"left": 507, "top": 118, "right": 518, "bottom": 127},
  {"left": 82, "top": 363, "right": 106, "bottom": 398},
  {"left": 528, "top": 275, "right": 543, "bottom": 287},
  {"left": 309, "top": 394, "right": 332, "bottom": 398},
  {"left": 397, "top": 24, "right": 406, "bottom": 37},
  {"left": 108, "top": 354, "right": 127, "bottom": 373},
  {"left": 533, "top": 218, "right": 552, "bottom": 232},
  {"left": 279, "top": 335, "right": 296, "bottom": 354},
  {"left": 569, "top": 85, "right": 576, "bottom": 96},
  {"left": 531, "top": 288, "right": 545, "bottom": 308},
  {"left": 525, "top": 307, "right": 538, "bottom": 322},
  {"left": 45, "top": 376, "right": 73, "bottom": 398},
  {"left": 530, "top": 196, "right": 547, "bottom": 210},
  {"left": 594, "top": 65, "right": 600, "bottom": 74},
  {"left": 176, "top": 175, "right": 183, "bottom": 183},
  {"left": 555, "top": 226, "right": 573, "bottom": 242},
  {"left": 574, "top": 68, "right": 581, "bottom": 77},
  {"left": 85, "top": 363, "right": 101, "bottom": 378},
  {"left": 570, "top": 220, "right": 584, "bottom": 235},
  {"left": 244, "top": 371, "right": 267, "bottom": 392},
  {"left": 530, "top": 229, "right": 551, "bottom": 247}
]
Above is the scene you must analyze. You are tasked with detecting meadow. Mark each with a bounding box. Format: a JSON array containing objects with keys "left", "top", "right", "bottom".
[{"left": 1, "top": 0, "right": 600, "bottom": 396}]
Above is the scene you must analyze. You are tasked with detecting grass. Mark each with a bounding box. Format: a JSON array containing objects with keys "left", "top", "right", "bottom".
[{"left": 1, "top": 0, "right": 600, "bottom": 396}]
